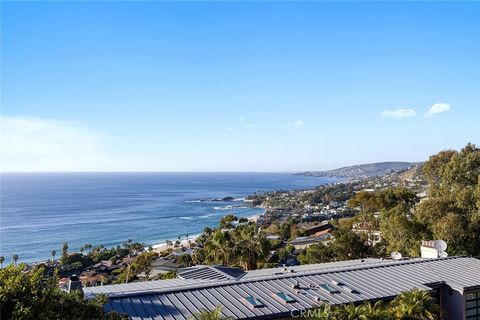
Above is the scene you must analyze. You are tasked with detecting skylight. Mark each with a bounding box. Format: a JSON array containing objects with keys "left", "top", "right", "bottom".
[
  {"left": 243, "top": 296, "right": 264, "bottom": 308},
  {"left": 319, "top": 283, "right": 340, "bottom": 294},
  {"left": 273, "top": 292, "right": 296, "bottom": 303}
]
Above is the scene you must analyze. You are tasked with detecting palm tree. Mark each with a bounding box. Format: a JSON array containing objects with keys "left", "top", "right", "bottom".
[
  {"left": 51, "top": 250, "right": 56, "bottom": 261},
  {"left": 335, "top": 303, "right": 368, "bottom": 320},
  {"left": 61, "top": 242, "right": 69, "bottom": 263},
  {"left": 391, "top": 289, "right": 441, "bottom": 320},
  {"left": 0, "top": 256, "right": 4, "bottom": 268},
  {"left": 205, "top": 230, "right": 233, "bottom": 265},
  {"left": 189, "top": 306, "right": 233, "bottom": 320},
  {"left": 12, "top": 254, "right": 19, "bottom": 266},
  {"left": 311, "top": 304, "right": 337, "bottom": 320},
  {"left": 84, "top": 243, "right": 92, "bottom": 253},
  {"left": 236, "top": 225, "right": 270, "bottom": 270},
  {"left": 358, "top": 301, "right": 390, "bottom": 320}
]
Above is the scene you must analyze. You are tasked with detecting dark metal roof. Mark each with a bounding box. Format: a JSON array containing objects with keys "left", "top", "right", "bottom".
[
  {"left": 178, "top": 265, "right": 247, "bottom": 281},
  {"left": 84, "top": 256, "right": 480, "bottom": 320}
]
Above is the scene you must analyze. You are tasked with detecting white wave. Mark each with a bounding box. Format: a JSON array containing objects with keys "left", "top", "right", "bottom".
[
  {"left": 232, "top": 197, "right": 245, "bottom": 202},
  {"left": 213, "top": 204, "right": 250, "bottom": 210},
  {"left": 213, "top": 205, "right": 233, "bottom": 211},
  {"left": 184, "top": 200, "right": 202, "bottom": 203},
  {"left": 178, "top": 216, "right": 194, "bottom": 220}
]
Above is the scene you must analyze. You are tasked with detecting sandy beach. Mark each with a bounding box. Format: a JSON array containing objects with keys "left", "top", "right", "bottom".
[{"left": 151, "top": 213, "right": 261, "bottom": 254}]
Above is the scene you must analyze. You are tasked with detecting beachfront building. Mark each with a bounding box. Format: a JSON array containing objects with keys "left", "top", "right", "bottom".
[{"left": 84, "top": 256, "right": 480, "bottom": 320}]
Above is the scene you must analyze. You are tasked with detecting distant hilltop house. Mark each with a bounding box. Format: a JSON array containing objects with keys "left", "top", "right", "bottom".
[
  {"left": 288, "top": 222, "right": 334, "bottom": 250},
  {"left": 303, "top": 221, "right": 333, "bottom": 237},
  {"left": 352, "top": 220, "right": 382, "bottom": 246},
  {"left": 84, "top": 255, "right": 480, "bottom": 320},
  {"left": 289, "top": 233, "right": 333, "bottom": 250}
]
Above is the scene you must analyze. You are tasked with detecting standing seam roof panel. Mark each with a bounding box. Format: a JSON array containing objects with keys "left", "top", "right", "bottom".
[
  {"left": 200, "top": 288, "right": 238, "bottom": 319},
  {"left": 130, "top": 296, "right": 154, "bottom": 320},
  {"left": 234, "top": 282, "right": 285, "bottom": 314},
  {"left": 256, "top": 279, "right": 308, "bottom": 311},
  {"left": 214, "top": 286, "right": 258, "bottom": 318},
  {"left": 142, "top": 295, "right": 167, "bottom": 320},
  {"left": 244, "top": 281, "right": 291, "bottom": 313},
  {"left": 157, "top": 293, "right": 184, "bottom": 320},
  {"left": 221, "top": 285, "right": 268, "bottom": 318}
]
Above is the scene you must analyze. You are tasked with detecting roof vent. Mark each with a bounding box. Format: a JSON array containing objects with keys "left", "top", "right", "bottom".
[
  {"left": 292, "top": 281, "right": 300, "bottom": 289},
  {"left": 315, "top": 296, "right": 328, "bottom": 303}
]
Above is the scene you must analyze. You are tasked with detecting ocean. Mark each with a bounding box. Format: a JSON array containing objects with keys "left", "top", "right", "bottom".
[{"left": 0, "top": 172, "right": 336, "bottom": 263}]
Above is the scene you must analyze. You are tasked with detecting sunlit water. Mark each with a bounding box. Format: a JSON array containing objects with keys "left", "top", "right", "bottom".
[{"left": 0, "top": 172, "right": 336, "bottom": 263}]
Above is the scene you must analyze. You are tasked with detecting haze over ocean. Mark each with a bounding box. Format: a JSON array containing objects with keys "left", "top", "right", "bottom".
[{"left": 0, "top": 172, "right": 336, "bottom": 263}]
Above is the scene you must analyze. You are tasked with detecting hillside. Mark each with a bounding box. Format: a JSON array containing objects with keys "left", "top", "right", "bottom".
[
  {"left": 296, "top": 161, "right": 421, "bottom": 179},
  {"left": 398, "top": 164, "right": 424, "bottom": 181}
]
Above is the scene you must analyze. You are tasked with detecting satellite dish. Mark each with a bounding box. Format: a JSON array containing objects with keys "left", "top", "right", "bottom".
[
  {"left": 391, "top": 251, "right": 402, "bottom": 260},
  {"left": 438, "top": 251, "right": 448, "bottom": 258},
  {"left": 434, "top": 240, "right": 447, "bottom": 252}
]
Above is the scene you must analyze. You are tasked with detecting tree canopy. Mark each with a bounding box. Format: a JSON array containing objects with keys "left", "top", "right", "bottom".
[{"left": 0, "top": 264, "right": 127, "bottom": 320}]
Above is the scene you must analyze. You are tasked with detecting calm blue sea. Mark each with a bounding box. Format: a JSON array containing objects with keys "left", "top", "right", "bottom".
[{"left": 0, "top": 172, "right": 335, "bottom": 263}]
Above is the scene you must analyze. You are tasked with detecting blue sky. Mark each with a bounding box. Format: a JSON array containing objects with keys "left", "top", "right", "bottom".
[{"left": 1, "top": 1, "right": 479, "bottom": 171}]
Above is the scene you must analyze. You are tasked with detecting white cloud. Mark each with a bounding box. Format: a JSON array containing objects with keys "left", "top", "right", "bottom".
[
  {"left": 0, "top": 116, "right": 115, "bottom": 171},
  {"left": 381, "top": 108, "right": 416, "bottom": 119},
  {"left": 244, "top": 123, "right": 253, "bottom": 129},
  {"left": 283, "top": 120, "right": 305, "bottom": 130},
  {"left": 293, "top": 120, "right": 304, "bottom": 128},
  {"left": 226, "top": 126, "right": 233, "bottom": 131},
  {"left": 239, "top": 116, "right": 245, "bottom": 121},
  {"left": 425, "top": 103, "right": 450, "bottom": 117}
]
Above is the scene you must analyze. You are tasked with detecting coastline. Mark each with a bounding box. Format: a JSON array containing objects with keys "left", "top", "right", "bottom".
[
  {"left": 2, "top": 172, "right": 330, "bottom": 264},
  {"left": 150, "top": 212, "right": 262, "bottom": 253}
]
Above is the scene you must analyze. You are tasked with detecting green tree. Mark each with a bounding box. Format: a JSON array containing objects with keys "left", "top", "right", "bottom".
[
  {"left": 51, "top": 250, "right": 56, "bottom": 261},
  {"left": 235, "top": 225, "right": 270, "bottom": 270},
  {"left": 415, "top": 143, "right": 480, "bottom": 256},
  {"left": 219, "top": 214, "right": 238, "bottom": 229},
  {"left": 117, "top": 251, "right": 158, "bottom": 283},
  {"left": 309, "top": 304, "right": 337, "bottom": 320},
  {"left": 204, "top": 230, "right": 233, "bottom": 265},
  {"left": 331, "top": 227, "right": 369, "bottom": 260},
  {"left": 377, "top": 187, "right": 416, "bottom": 211},
  {"left": 0, "top": 256, "right": 4, "bottom": 268},
  {"left": 12, "top": 254, "right": 18, "bottom": 266},
  {"left": 335, "top": 303, "right": 369, "bottom": 320},
  {"left": 347, "top": 191, "right": 380, "bottom": 213},
  {"left": 177, "top": 254, "right": 194, "bottom": 268},
  {"left": 299, "top": 244, "right": 335, "bottom": 264},
  {"left": 357, "top": 301, "right": 391, "bottom": 320},
  {"left": 391, "top": 289, "right": 441, "bottom": 320},
  {"left": 60, "top": 242, "right": 69, "bottom": 264},
  {"left": 380, "top": 208, "right": 422, "bottom": 257},
  {"left": 189, "top": 306, "right": 233, "bottom": 320},
  {"left": 0, "top": 264, "right": 127, "bottom": 320}
]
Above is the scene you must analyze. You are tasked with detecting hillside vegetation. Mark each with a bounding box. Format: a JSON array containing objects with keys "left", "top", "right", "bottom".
[{"left": 297, "top": 161, "right": 420, "bottom": 179}]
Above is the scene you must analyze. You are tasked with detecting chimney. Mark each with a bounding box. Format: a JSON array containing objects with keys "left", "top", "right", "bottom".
[{"left": 67, "top": 274, "right": 83, "bottom": 293}]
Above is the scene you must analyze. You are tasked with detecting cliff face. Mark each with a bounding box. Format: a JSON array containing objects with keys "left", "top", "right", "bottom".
[{"left": 296, "top": 161, "right": 421, "bottom": 179}]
